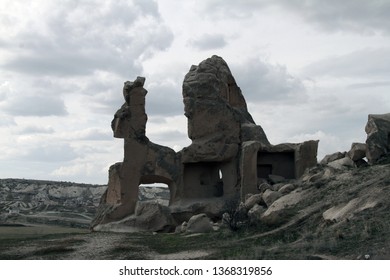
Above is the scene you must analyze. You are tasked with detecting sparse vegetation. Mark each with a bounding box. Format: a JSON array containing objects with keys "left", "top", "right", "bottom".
[
  {"left": 222, "top": 198, "right": 249, "bottom": 231},
  {"left": 0, "top": 162, "right": 389, "bottom": 259}
]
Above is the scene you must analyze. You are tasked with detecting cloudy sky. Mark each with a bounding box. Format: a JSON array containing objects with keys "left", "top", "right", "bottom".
[{"left": 1, "top": 0, "right": 390, "bottom": 184}]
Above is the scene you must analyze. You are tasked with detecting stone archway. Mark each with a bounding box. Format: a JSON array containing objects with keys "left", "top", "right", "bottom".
[{"left": 140, "top": 174, "right": 176, "bottom": 206}]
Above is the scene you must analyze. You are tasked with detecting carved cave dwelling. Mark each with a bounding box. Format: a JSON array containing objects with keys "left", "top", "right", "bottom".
[{"left": 92, "top": 55, "right": 319, "bottom": 232}]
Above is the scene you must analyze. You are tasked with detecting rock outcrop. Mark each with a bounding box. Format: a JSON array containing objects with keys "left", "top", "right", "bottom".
[
  {"left": 185, "top": 213, "right": 214, "bottom": 233},
  {"left": 92, "top": 55, "right": 319, "bottom": 232},
  {"left": 320, "top": 113, "right": 390, "bottom": 168},
  {"left": 365, "top": 113, "right": 390, "bottom": 164},
  {"left": 93, "top": 77, "right": 180, "bottom": 227}
]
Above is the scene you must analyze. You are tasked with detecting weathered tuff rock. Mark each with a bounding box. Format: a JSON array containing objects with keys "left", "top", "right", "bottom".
[
  {"left": 92, "top": 56, "right": 319, "bottom": 231},
  {"left": 327, "top": 156, "right": 355, "bottom": 170},
  {"left": 348, "top": 143, "right": 366, "bottom": 162},
  {"left": 244, "top": 193, "right": 264, "bottom": 210},
  {"left": 186, "top": 213, "right": 214, "bottom": 233},
  {"left": 260, "top": 189, "right": 307, "bottom": 226},
  {"left": 241, "top": 140, "right": 318, "bottom": 195},
  {"left": 365, "top": 113, "right": 390, "bottom": 164},
  {"left": 262, "top": 189, "right": 282, "bottom": 207},
  {"left": 320, "top": 151, "right": 347, "bottom": 165},
  {"left": 322, "top": 197, "right": 379, "bottom": 223},
  {"left": 182, "top": 55, "right": 269, "bottom": 163},
  {"left": 247, "top": 204, "right": 266, "bottom": 225}
]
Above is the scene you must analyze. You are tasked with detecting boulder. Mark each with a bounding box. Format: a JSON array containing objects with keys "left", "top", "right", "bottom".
[
  {"left": 365, "top": 113, "right": 390, "bottom": 164},
  {"left": 279, "top": 183, "right": 296, "bottom": 195},
  {"left": 258, "top": 182, "right": 273, "bottom": 193},
  {"left": 320, "top": 152, "right": 346, "bottom": 164},
  {"left": 327, "top": 156, "right": 355, "bottom": 169},
  {"left": 186, "top": 213, "right": 213, "bottom": 233},
  {"left": 323, "top": 197, "right": 379, "bottom": 223},
  {"left": 170, "top": 198, "right": 226, "bottom": 223},
  {"left": 132, "top": 201, "right": 175, "bottom": 232},
  {"left": 244, "top": 193, "right": 264, "bottom": 210},
  {"left": 93, "top": 201, "right": 175, "bottom": 232},
  {"left": 175, "top": 221, "right": 188, "bottom": 234},
  {"left": 305, "top": 171, "right": 324, "bottom": 183},
  {"left": 348, "top": 142, "right": 366, "bottom": 161},
  {"left": 247, "top": 204, "right": 266, "bottom": 225},
  {"left": 261, "top": 189, "right": 307, "bottom": 225},
  {"left": 262, "top": 189, "right": 282, "bottom": 207}
]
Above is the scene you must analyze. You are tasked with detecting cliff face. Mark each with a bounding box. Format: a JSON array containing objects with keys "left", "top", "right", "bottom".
[{"left": 0, "top": 179, "right": 169, "bottom": 228}]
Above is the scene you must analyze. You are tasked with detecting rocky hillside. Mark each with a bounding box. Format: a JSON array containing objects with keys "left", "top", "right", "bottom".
[
  {"left": 0, "top": 179, "right": 169, "bottom": 228},
  {"left": 0, "top": 158, "right": 389, "bottom": 259}
]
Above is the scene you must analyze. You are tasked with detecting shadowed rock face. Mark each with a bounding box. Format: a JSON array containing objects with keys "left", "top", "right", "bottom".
[
  {"left": 365, "top": 113, "right": 390, "bottom": 164},
  {"left": 92, "top": 56, "right": 319, "bottom": 231},
  {"left": 182, "top": 55, "right": 269, "bottom": 163}
]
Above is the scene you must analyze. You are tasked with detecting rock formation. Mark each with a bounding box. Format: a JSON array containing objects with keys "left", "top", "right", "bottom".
[
  {"left": 92, "top": 55, "right": 319, "bottom": 231},
  {"left": 93, "top": 77, "right": 180, "bottom": 227},
  {"left": 320, "top": 113, "right": 390, "bottom": 168},
  {"left": 365, "top": 113, "right": 390, "bottom": 164}
]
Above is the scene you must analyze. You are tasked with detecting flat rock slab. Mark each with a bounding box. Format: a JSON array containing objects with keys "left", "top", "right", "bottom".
[
  {"left": 323, "top": 197, "right": 379, "bottom": 223},
  {"left": 261, "top": 189, "right": 307, "bottom": 225}
]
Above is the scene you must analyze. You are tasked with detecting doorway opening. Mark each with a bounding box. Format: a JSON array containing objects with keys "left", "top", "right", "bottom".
[{"left": 257, "top": 151, "right": 295, "bottom": 179}]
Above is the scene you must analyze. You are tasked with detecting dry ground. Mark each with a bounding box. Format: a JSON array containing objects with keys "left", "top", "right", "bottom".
[{"left": 1, "top": 162, "right": 390, "bottom": 260}]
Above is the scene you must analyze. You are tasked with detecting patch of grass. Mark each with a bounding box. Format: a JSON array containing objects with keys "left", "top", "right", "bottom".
[
  {"left": 34, "top": 246, "right": 75, "bottom": 256},
  {"left": 0, "top": 225, "right": 89, "bottom": 239}
]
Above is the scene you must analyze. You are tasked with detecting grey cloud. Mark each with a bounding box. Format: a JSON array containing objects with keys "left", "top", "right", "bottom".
[
  {"left": 0, "top": 89, "right": 7, "bottom": 101},
  {"left": 230, "top": 58, "right": 306, "bottom": 103},
  {"left": 76, "top": 128, "right": 112, "bottom": 141},
  {"left": 2, "top": 95, "right": 67, "bottom": 116},
  {"left": 17, "top": 125, "right": 55, "bottom": 135},
  {"left": 148, "top": 130, "right": 187, "bottom": 143},
  {"left": 145, "top": 83, "right": 183, "bottom": 117},
  {"left": 347, "top": 81, "right": 390, "bottom": 90},
  {"left": 189, "top": 34, "right": 228, "bottom": 50},
  {"left": 1, "top": 0, "right": 173, "bottom": 77},
  {"left": 303, "top": 48, "right": 390, "bottom": 78},
  {"left": 201, "top": 0, "right": 390, "bottom": 35},
  {"left": 21, "top": 143, "right": 78, "bottom": 163},
  {"left": 75, "top": 73, "right": 126, "bottom": 115},
  {"left": 282, "top": 0, "right": 390, "bottom": 35},
  {"left": 4, "top": 51, "right": 124, "bottom": 77},
  {"left": 200, "top": 0, "right": 270, "bottom": 18}
]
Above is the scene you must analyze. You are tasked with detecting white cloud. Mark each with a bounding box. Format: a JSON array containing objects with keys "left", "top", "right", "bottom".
[{"left": 0, "top": 114, "right": 15, "bottom": 127}]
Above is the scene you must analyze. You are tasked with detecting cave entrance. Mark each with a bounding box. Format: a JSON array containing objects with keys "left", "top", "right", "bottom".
[{"left": 257, "top": 151, "right": 296, "bottom": 179}]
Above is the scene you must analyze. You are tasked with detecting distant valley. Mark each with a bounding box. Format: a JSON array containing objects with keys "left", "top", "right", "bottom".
[{"left": 0, "top": 178, "right": 169, "bottom": 228}]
